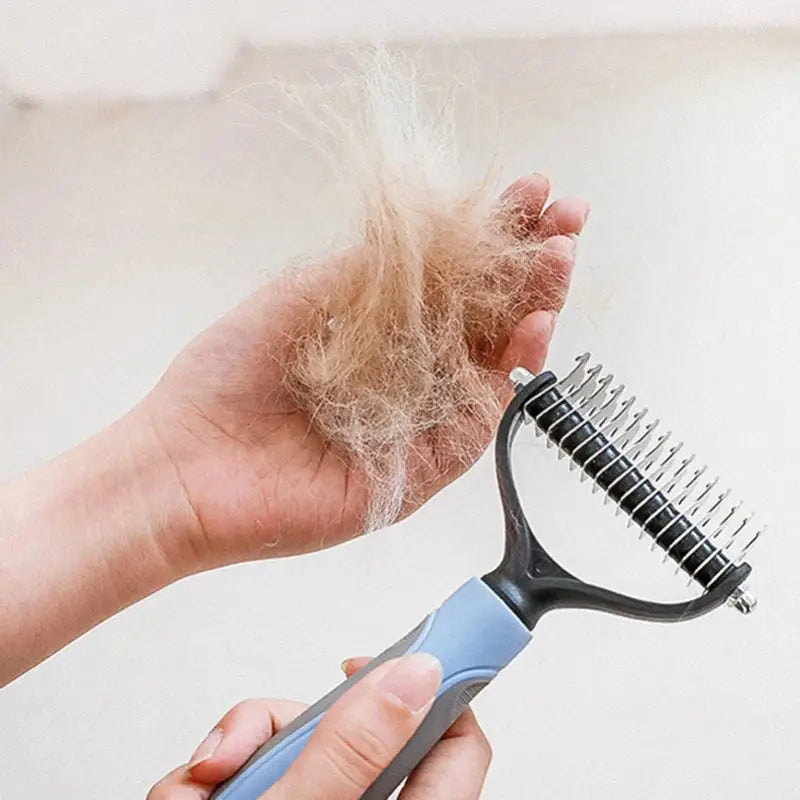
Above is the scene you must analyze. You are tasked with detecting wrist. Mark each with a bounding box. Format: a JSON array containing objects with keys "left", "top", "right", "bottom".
[
  {"left": 0, "top": 405, "right": 193, "bottom": 683},
  {"left": 115, "top": 401, "right": 208, "bottom": 582}
]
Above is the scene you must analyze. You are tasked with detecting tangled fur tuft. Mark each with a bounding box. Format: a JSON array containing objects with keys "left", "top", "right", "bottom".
[{"left": 280, "top": 50, "right": 551, "bottom": 529}]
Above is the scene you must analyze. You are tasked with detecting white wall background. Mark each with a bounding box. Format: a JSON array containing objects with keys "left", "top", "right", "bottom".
[
  {"left": 1, "top": 1, "right": 799, "bottom": 99},
  {"left": 1, "top": 24, "right": 799, "bottom": 800}
]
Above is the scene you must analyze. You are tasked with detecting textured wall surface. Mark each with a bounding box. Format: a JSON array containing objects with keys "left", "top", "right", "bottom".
[{"left": 1, "top": 34, "right": 798, "bottom": 799}]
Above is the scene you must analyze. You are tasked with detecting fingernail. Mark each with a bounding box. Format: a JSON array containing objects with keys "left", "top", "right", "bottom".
[
  {"left": 188, "top": 727, "right": 223, "bottom": 768},
  {"left": 378, "top": 653, "right": 442, "bottom": 712},
  {"left": 547, "top": 310, "right": 558, "bottom": 334},
  {"left": 341, "top": 658, "right": 358, "bottom": 675},
  {"left": 580, "top": 203, "right": 590, "bottom": 225}
]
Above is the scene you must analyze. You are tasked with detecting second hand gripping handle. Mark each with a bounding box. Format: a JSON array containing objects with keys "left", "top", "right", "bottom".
[{"left": 210, "top": 578, "right": 532, "bottom": 800}]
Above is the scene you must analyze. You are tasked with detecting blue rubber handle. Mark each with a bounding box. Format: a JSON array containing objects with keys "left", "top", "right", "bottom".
[{"left": 210, "top": 578, "right": 531, "bottom": 800}]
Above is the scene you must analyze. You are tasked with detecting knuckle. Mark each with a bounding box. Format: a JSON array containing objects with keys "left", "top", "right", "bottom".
[
  {"left": 322, "top": 723, "right": 394, "bottom": 789},
  {"left": 479, "top": 733, "right": 493, "bottom": 764},
  {"left": 470, "top": 722, "right": 493, "bottom": 765},
  {"left": 229, "top": 699, "right": 254, "bottom": 716},
  {"left": 145, "top": 783, "right": 168, "bottom": 800}
]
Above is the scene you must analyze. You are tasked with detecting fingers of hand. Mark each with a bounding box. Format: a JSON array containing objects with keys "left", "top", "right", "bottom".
[
  {"left": 500, "top": 173, "right": 552, "bottom": 235},
  {"left": 399, "top": 708, "right": 492, "bottom": 800},
  {"left": 341, "top": 656, "right": 492, "bottom": 800},
  {"left": 536, "top": 196, "right": 590, "bottom": 239},
  {"left": 341, "top": 657, "right": 371, "bottom": 677},
  {"left": 147, "top": 698, "right": 307, "bottom": 799},
  {"left": 187, "top": 698, "right": 307, "bottom": 785},
  {"left": 498, "top": 173, "right": 585, "bottom": 374},
  {"left": 266, "top": 653, "right": 442, "bottom": 800},
  {"left": 146, "top": 767, "right": 210, "bottom": 800},
  {"left": 498, "top": 309, "right": 558, "bottom": 381},
  {"left": 149, "top": 655, "right": 483, "bottom": 800},
  {"left": 538, "top": 234, "right": 577, "bottom": 311},
  {"left": 500, "top": 172, "right": 589, "bottom": 243}
]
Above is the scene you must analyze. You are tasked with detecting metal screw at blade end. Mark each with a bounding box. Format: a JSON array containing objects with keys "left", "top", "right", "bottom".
[
  {"left": 727, "top": 586, "right": 757, "bottom": 615},
  {"left": 509, "top": 367, "right": 535, "bottom": 392}
]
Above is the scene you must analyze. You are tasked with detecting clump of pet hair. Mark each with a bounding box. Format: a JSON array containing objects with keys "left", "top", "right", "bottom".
[{"left": 280, "top": 49, "right": 550, "bottom": 530}]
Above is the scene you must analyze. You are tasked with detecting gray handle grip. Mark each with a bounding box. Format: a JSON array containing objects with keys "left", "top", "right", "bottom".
[{"left": 210, "top": 578, "right": 532, "bottom": 799}]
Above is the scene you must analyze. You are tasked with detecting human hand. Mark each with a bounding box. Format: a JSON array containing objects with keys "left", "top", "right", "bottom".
[
  {"left": 141, "top": 174, "right": 589, "bottom": 572},
  {"left": 0, "top": 173, "right": 588, "bottom": 684},
  {"left": 148, "top": 654, "right": 492, "bottom": 799}
]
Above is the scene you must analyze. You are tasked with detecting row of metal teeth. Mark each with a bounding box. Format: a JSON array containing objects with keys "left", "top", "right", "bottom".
[{"left": 519, "top": 353, "right": 763, "bottom": 589}]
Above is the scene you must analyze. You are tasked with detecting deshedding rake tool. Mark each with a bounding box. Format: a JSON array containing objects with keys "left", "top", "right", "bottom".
[{"left": 212, "top": 353, "right": 762, "bottom": 799}]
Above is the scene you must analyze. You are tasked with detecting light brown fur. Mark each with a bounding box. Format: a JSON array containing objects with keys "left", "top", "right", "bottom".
[{"left": 279, "top": 50, "right": 553, "bottom": 527}]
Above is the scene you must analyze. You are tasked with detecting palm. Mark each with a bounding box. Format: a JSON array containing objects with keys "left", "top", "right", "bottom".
[
  {"left": 146, "top": 284, "right": 368, "bottom": 565},
  {"left": 144, "top": 175, "right": 587, "bottom": 568}
]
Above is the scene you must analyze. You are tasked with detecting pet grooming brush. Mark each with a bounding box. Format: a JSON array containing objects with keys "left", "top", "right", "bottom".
[{"left": 211, "top": 353, "right": 762, "bottom": 799}]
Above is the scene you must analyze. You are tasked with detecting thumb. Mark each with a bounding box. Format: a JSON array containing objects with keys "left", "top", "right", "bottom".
[{"left": 264, "top": 653, "right": 442, "bottom": 800}]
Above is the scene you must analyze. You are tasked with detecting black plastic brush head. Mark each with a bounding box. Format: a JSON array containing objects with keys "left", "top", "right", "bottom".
[{"left": 483, "top": 355, "right": 760, "bottom": 630}]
